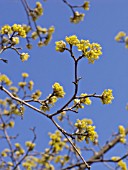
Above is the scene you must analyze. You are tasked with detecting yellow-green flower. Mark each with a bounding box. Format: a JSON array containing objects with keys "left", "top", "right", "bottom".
[
  {"left": 80, "top": 93, "right": 91, "bottom": 105},
  {"left": 28, "top": 81, "right": 34, "bottom": 91},
  {"left": 20, "top": 53, "right": 29, "bottom": 62},
  {"left": 82, "top": 1, "right": 90, "bottom": 10},
  {"left": 119, "top": 125, "right": 126, "bottom": 143},
  {"left": 55, "top": 40, "right": 66, "bottom": 52},
  {"left": 65, "top": 35, "right": 79, "bottom": 46},
  {"left": 22, "top": 73, "right": 29, "bottom": 78},
  {"left": 52, "top": 82, "right": 65, "bottom": 98},
  {"left": 1, "top": 25, "right": 12, "bottom": 34},
  {"left": 101, "top": 89, "right": 114, "bottom": 104},
  {"left": 0, "top": 74, "right": 12, "bottom": 86},
  {"left": 70, "top": 11, "right": 85, "bottom": 24},
  {"left": 115, "top": 31, "right": 126, "bottom": 42},
  {"left": 12, "top": 37, "right": 19, "bottom": 45},
  {"left": 12, "top": 24, "right": 26, "bottom": 38}
]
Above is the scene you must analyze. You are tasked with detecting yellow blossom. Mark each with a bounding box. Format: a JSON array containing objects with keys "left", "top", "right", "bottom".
[
  {"left": 65, "top": 35, "right": 79, "bottom": 46},
  {"left": 52, "top": 82, "right": 65, "bottom": 98},
  {"left": 12, "top": 37, "right": 19, "bottom": 45},
  {"left": 101, "top": 89, "right": 114, "bottom": 104},
  {"left": 1, "top": 25, "right": 12, "bottom": 34},
  {"left": 82, "top": 1, "right": 90, "bottom": 10},
  {"left": 115, "top": 31, "right": 126, "bottom": 42},
  {"left": 40, "top": 104, "right": 50, "bottom": 112},
  {"left": 48, "top": 96, "right": 58, "bottom": 105},
  {"left": 80, "top": 93, "right": 91, "bottom": 105},
  {"left": 31, "top": 32, "right": 38, "bottom": 39},
  {"left": 70, "top": 11, "right": 85, "bottom": 24},
  {"left": 32, "top": 90, "right": 42, "bottom": 100},
  {"left": 25, "top": 141, "right": 36, "bottom": 151},
  {"left": 0, "top": 74, "right": 12, "bottom": 86},
  {"left": 119, "top": 125, "right": 126, "bottom": 143},
  {"left": 38, "top": 41, "right": 44, "bottom": 47},
  {"left": 22, "top": 73, "right": 29, "bottom": 78},
  {"left": 20, "top": 53, "right": 29, "bottom": 62},
  {"left": 75, "top": 119, "right": 97, "bottom": 143},
  {"left": 111, "top": 157, "right": 127, "bottom": 170},
  {"left": 18, "top": 82, "right": 26, "bottom": 88},
  {"left": 26, "top": 44, "right": 32, "bottom": 49},
  {"left": 49, "top": 130, "right": 66, "bottom": 153},
  {"left": 55, "top": 40, "right": 66, "bottom": 52},
  {"left": 28, "top": 80, "right": 34, "bottom": 90},
  {"left": 12, "top": 24, "right": 26, "bottom": 38}
]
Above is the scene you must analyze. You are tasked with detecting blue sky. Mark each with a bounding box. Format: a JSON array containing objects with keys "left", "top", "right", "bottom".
[{"left": 1, "top": 0, "right": 128, "bottom": 169}]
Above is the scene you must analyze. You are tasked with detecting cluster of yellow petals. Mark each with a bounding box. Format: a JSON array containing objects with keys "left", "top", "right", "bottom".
[
  {"left": 118, "top": 125, "right": 126, "bottom": 143},
  {"left": 115, "top": 31, "right": 128, "bottom": 48},
  {"left": 30, "top": 2, "right": 43, "bottom": 21},
  {"left": 77, "top": 39, "right": 102, "bottom": 63},
  {"left": 82, "top": 1, "right": 90, "bottom": 10},
  {"left": 49, "top": 131, "right": 66, "bottom": 153},
  {"left": 12, "top": 24, "right": 26, "bottom": 38},
  {"left": 56, "top": 35, "right": 102, "bottom": 63},
  {"left": 75, "top": 119, "right": 98, "bottom": 143},
  {"left": 55, "top": 41, "right": 66, "bottom": 52},
  {"left": 70, "top": 12, "right": 85, "bottom": 24},
  {"left": 74, "top": 93, "right": 91, "bottom": 110},
  {"left": 0, "top": 74, "right": 12, "bottom": 86},
  {"left": 1, "top": 25, "right": 12, "bottom": 34},
  {"left": 65, "top": 35, "right": 80, "bottom": 46},
  {"left": 111, "top": 157, "right": 127, "bottom": 170},
  {"left": 101, "top": 89, "right": 114, "bottom": 104},
  {"left": 20, "top": 53, "right": 29, "bottom": 62},
  {"left": 52, "top": 82, "right": 65, "bottom": 98}
]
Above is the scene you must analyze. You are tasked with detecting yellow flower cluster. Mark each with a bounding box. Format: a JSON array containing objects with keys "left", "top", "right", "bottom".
[
  {"left": 22, "top": 73, "right": 29, "bottom": 78},
  {"left": 40, "top": 103, "right": 50, "bottom": 112},
  {"left": 74, "top": 93, "right": 91, "bottom": 110},
  {"left": 15, "top": 143, "right": 25, "bottom": 156},
  {"left": 70, "top": 11, "right": 85, "bottom": 24},
  {"left": 25, "top": 141, "right": 36, "bottom": 151},
  {"left": 32, "top": 90, "right": 42, "bottom": 100},
  {"left": 22, "top": 24, "right": 31, "bottom": 34},
  {"left": 18, "top": 82, "right": 27, "bottom": 88},
  {"left": 54, "top": 155, "right": 69, "bottom": 166},
  {"left": 12, "top": 37, "right": 19, "bottom": 45},
  {"left": 65, "top": 35, "right": 80, "bottom": 45},
  {"left": 111, "top": 157, "right": 127, "bottom": 170},
  {"left": 22, "top": 156, "right": 38, "bottom": 169},
  {"left": 1, "top": 149, "right": 10, "bottom": 157},
  {"left": 52, "top": 82, "right": 65, "bottom": 98},
  {"left": 82, "top": 1, "right": 90, "bottom": 10},
  {"left": 56, "top": 35, "right": 102, "bottom": 63},
  {"left": 1, "top": 25, "right": 12, "bottom": 34},
  {"left": 31, "top": 26, "right": 55, "bottom": 46},
  {"left": 80, "top": 93, "right": 92, "bottom": 105},
  {"left": 0, "top": 74, "right": 12, "bottom": 86},
  {"left": 77, "top": 40, "right": 102, "bottom": 63},
  {"left": 101, "top": 89, "right": 114, "bottom": 104},
  {"left": 75, "top": 119, "right": 98, "bottom": 143},
  {"left": 28, "top": 80, "right": 34, "bottom": 91},
  {"left": 118, "top": 125, "right": 126, "bottom": 143},
  {"left": 43, "top": 26, "right": 55, "bottom": 46},
  {"left": 55, "top": 41, "right": 66, "bottom": 52},
  {"left": 10, "top": 86, "right": 18, "bottom": 92},
  {"left": 49, "top": 130, "right": 66, "bottom": 153},
  {"left": 30, "top": 2, "right": 43, "bottom": 21},
  {"left": 115, "top": 31, "right": 126, "bottom": 42},
  {"left": 12, "top": 24, "right": 26, "bottom": 38},
  {"left": 20, "top": 53, "right": 29, "bottom": 62},
  {"left": 40, "top": 82, "right": 65, "bottom": 112}
]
